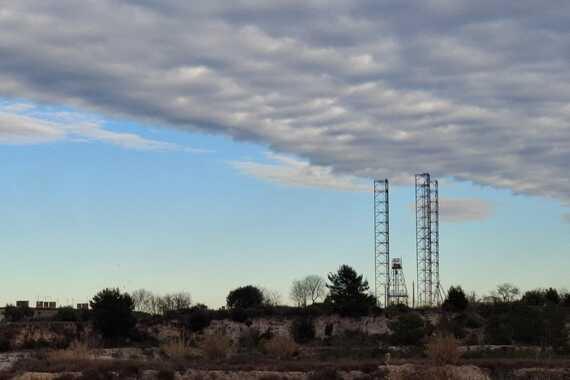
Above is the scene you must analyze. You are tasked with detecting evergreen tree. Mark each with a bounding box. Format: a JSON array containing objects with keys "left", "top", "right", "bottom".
[{"left": 326, "top": 265, "right": 376, "bottom": 315}]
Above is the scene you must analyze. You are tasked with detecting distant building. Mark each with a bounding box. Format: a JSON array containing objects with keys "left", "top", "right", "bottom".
[
  {"left": 16, "top": 300, "right": 29, "bottom": 308},
  {"left": 77, "top": 303, "right": 89, "bottom": 310}
]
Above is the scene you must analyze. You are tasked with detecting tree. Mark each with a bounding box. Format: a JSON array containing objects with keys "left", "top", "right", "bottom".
[
  {"left": 442, "top": 286, "right": 469, "bottom": 312},
  {"left": 3, "top": 304, "right": 33, "bottom": 322},
  {"left": 90, "top": 288, "right": 135, "bottom": 339},
  {"left": 521, "top": 289, "right": 546, "bottom": 306},
  {"left": 495, "top": 283, "right": 520, "bottom": 303},
  {"left": 544, "top": 288, "right": 560, "bottom": 305},
  {"left": 261, "top": 288, "right": 282, "bottom": 307},
  {"left": 290, "top": 275, "right": 326, "bottom": 307},
  {"left": 326, "top": 265, "right": 376, "bottom": 315},
  {"left": 226, "top": 285, "right": 264, "bottom": 309}
]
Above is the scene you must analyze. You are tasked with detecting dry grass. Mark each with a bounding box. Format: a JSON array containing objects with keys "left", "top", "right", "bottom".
[
  {"left": 198, "top": 334, "right": 232, "bottom": 360},
  {"left": 161, "top": 338, "right": 194, "bottom": 360},
  {"left": 425, "top": 334, "right": 461, "bottom": 366},
  {"left": 48, "top": 341, "right": 90, "bottom": 361},
  {"left": 262, "top": 336, "right": 298, "bottom": 359}
]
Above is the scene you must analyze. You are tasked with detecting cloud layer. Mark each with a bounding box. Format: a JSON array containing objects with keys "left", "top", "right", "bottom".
[
  {"left": 0, "top": 104, "right": 177, "bottom": 150},
  {"left": 1, "top": 2, "right": 569, "bottom": 202}
]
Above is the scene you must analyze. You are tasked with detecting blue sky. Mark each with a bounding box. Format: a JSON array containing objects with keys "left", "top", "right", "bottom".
[
  {"left": 1, "top": 1, "right": 570, "bottom": 307},
  {"left": 1, "top": 99, "right": 568, "bottom": 307}
]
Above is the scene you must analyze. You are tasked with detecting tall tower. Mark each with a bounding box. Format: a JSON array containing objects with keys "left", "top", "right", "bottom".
[
  {"left": 374, "top": 179, "right": 390, "bottom": 308},
  {"left": 430, "top": 180, "right": 444, "bottom": 304},
  {"left": 389, "top": 258, "right": 409, "bottom": 305},
  {"left": 415, "top": 173, "right": 443, "bottom": 307}
]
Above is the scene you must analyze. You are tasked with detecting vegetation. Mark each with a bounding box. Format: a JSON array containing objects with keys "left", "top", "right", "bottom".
[
  {"left": 388, "top": 313, "right": 426, "bottom": 345},
  {"left": 290, "top": 316, "right": 315, "bottom": 343},
  {"left": 425, "top": 334, "right": 461, "bottom": 365},
  {"left": 442, "top": 286, "right": 469, "bottom": 312},
  {"left": 226, "top": 285, "right": 264, "bottom": 309},
  {"left": 290, "top": 275, "right": 327, "bottom": 307},
  {"left": 325, "top": 265, "right": 376, "bottom": 316},
  {"left": 90, "top": 288, "right": 135, "bottom": 339}
]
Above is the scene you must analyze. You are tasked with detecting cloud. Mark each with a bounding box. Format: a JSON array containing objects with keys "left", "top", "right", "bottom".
[
  {"left": 231, "top": 153, "right": 368, "bottom": 192},
  {"left": 408, "top": 198, "right": 494, "bottom": 223},
  {"left": 0, "top": 2, "right": 569, "bottom": 203},
  {"left": 439, "top": 198, "right": 494, "bottom": 223},
  {"left": 0, "top": 104, "right": 178, "bottom": 150}
]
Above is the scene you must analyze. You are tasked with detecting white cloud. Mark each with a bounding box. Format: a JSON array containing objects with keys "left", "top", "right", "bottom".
[
  {"left": 231, "top": 153, "right": 368, "bottom": 192},
  {"left": 0, "top": 104, "right": 180, "bottom": 151}
]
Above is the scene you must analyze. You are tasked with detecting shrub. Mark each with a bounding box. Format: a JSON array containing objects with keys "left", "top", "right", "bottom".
[
  {"left": 238, "top": 327, "right": 262, "bottom": 351},
  {"left": 55, "top": 306, "right": 81, "bottom": 322},
  {"left": 388, "top": 313, "right": 426, "bottom": 345},
  {"left": 156, "top": 370, "right": 176, "bottom": 380},
  {"left": 262, "top": 336, "right": 298, "bottom": 359},
  {"left": 324, "top": 323, "right": 334, "bottom": 337},
  {"left": 484, "top": 315, "right": 513, "bottom": 345},
  {"left": 425, "top": 334, "right": 461, "bottom": 365},
  {"left": 545, "top": 288, "right": 561, "bottom": 305},
  {"left": 521, "top": 289, "right": 546, "bottom": 306},
  {"left": 90, "top": 288, "right": 135, "bottom": 339},
  {"left": 308, "top": 368, "right": 342, "bottom": 380},
  {"left": 226, "top": 285, "right": 264, "bottom": 309},
  {"left": 290, "top": 317, "right": 315, "bottom": 343},
  {"left": 199, "top": 334, "right": 232, "bottom": 360},
  {"left": 181, "top": 304, "right": 212, "bottom": 333},
  {"left": 3, "top": 304, "right": 33, "bottom": 322},
  {"left": 161, "top": 337, "right": 193, "bottom": 360},
  {"left": 442, "top": 286, "right": 468, "bottom": 312},
  {"left": 49, "top": 340, "right": 90, "bottom": 361},
  {"left": 510, "top": 305, "right": 543, "bottom": 344},
  {"left": 543, "top": 304, "right": 568, "bottom": 351}
]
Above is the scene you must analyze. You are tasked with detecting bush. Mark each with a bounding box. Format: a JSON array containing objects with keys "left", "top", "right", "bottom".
[
  {"left": 161, "top": 337, "right": 193, "bottom": 360},
  {"left": 226, "top": 285, "right": 264, "bottom": 309},
  {"left": 521, "top": 289, "right": 546, "bottom": 306},
  {"left": 545, "top": 288, "right": 561, "bottom": 305},
  {"left": 442, "top": 286, "right": 468, "bottom": 312},
  {"left": 55, "top": 306, "right": 81, "bottom": 322},
  {"left": 262, "top": 335, "right": 298, "bottom": 358},
  {"left": 90, "top": 288, "right": 135, "bottom": 339},
  {"left": 3, "top": 304, "right": 33, "bottom": 322},
  {"left": 425, "top": 334, "right": 461, "bottom": 365},
  {"left": 181, "top": 304, "right": 212, "bottom": 333},
  {"left": 308, "top": 368, "right": 342, "bottom": 380},
  {"left": 48, "top": 340, "right": 90, "bottom": 361},
  {"left": 510, "top": 305, "right": 543, "bottom": 344},
  {"left": 484, "top": 314, "right": 513, "bottom": 345},
  {"left": 388, "top": 313, "right": 426, "bottom": 345},
  {"left": 290, "top": 317, "right": 315, "bottom": 344},
  {"left": 199, "top": 334, "right": 232, "bottom": 360}
]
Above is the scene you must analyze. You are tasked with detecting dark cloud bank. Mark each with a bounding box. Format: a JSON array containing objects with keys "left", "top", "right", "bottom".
[{"left": 1, "top": 1, "right": 570, "bottom": 204}]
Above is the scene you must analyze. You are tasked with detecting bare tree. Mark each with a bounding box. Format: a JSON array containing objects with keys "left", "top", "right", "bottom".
[
  {"left": 131, "top": 289, "right": 156, "bottom": 314},
  {"left": 495, "top": 283, "right": 520, "bottom": 303},
  {"left": 261, "top": 288, "right": 282, "bottom": 306},
  {"left": 290, "top": 275, "right": 327, "bottom": 307},
  {"left": 131, "top": 290, "right": 192, "bottom": 315}
]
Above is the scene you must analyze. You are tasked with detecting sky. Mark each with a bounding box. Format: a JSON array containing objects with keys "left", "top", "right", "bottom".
[{"left": 1, "top": 1, "right": 569, "bottom": 307}]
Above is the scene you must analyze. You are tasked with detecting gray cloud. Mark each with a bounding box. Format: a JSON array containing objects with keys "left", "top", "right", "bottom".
[
  {"left": 0, "top": 1, "right": 570, "bottom": 203},
  {"left": 439, "top": 198, "right": 494, "bottom": 223}
]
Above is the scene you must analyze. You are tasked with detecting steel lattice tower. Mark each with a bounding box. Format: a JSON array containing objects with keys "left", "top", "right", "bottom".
[
  {"left": 389, "top": 258, "right": 409, "bottom": 305},
  {"left": 430, "top": 180, "right": 444, "bottom": 304},
  {"left": 374, "top": 179, "right": 390, "bottom": 308},
  {"left": 415, "top": 173, "right": 433, "bottom": 307}
]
